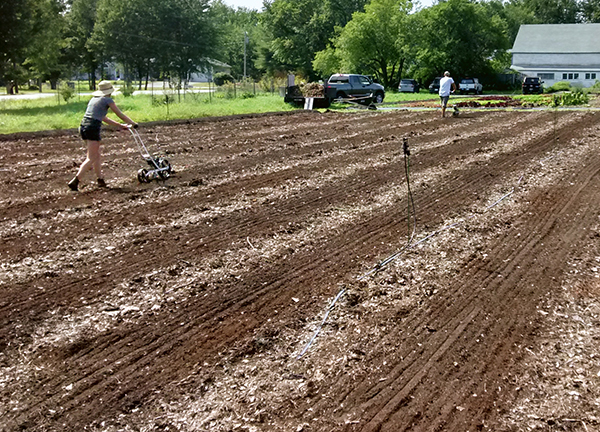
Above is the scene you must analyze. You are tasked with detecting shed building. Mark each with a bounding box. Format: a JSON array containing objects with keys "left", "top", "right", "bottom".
[{"left": 510, "top": 23, "right": 600, "bottom": 88}]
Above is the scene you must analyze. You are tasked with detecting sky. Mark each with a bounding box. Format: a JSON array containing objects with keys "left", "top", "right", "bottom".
[{"left": 223, "top": 0, "right": 435, "bottom": 11}]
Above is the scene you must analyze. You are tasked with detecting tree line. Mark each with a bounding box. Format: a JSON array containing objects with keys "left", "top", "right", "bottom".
[{"left": 1, "top": 0, "right": 598, "bottom": 94}]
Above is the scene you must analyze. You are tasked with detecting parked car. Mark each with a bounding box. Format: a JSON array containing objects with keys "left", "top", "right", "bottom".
[
  {"left": 428, "top": 77, "right": 441, "bottom": 93},
  {"left": 522, "top": 76, "right": 543, "bottom": 94},
  {"left": 459, "top": 78, "right": 483, "bottom": 94},
  {"left": 324, "top": 74, "right": 385, "bottom": 103},
  {"left": 399, "top": 79, "right": 420, "bottom": 93}
]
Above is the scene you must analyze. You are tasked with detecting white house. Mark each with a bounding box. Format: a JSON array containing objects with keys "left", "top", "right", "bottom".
[
  {"left": 510, "top": 23, "right": 600, "bottom": 87},
  {"left": 189, "top": 59, "right": 232, "bottom": 82}
]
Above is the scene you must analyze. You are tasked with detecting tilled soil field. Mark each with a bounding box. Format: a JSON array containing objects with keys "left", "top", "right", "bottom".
[{"left": 1, "top": 109, "right": 600, "bottom": 432}]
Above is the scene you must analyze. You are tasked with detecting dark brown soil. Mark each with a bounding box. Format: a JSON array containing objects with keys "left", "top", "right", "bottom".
[{"left": 1, "top": 109, "right": 599, "bottom": 431}]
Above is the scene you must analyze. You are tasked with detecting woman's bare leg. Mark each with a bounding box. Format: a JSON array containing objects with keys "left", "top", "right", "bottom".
[{"left": 76, "top": 140, "right": 103, "bottom": 180}]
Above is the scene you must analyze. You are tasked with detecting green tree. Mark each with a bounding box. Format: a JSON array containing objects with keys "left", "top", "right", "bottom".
[
  {"left": 522, "top": 0, "right": 580, "bottom": 23},
  {"left": 154, "top": 0, "right": 217, "bottom": 84},
  {"left": 254, "top": 21, "right": 286, "bottom": 77},
  {"left": 64, "top": 0, "right": 101, "bottom": 90},
  {"left": 328, "top": 0, "right": 370, "bottom": 23},
  {"left": 313, "top": 0, "right": 412, "bottom": 88},
  {"left": 25, "top": 0, "right": 67, "bottom": 89},
  {"left": 93, "top": 0, "right": 217, "bottom": 86},
  {"left": 483, "top": 0, "right": 536, "bottom": 45},
  {"left": 0, "top": 0, "right": 34, "bottom": 93},
  {"left": 92, "top": 0, "right": 154, "bottom": 86},
  {"left": 580, "top": 0, "right": 600, "bottom": 22},
  {"left": 410, "top": 0, "right": 508, "bottom": 84},
  {"left": 211, "top": 0, "right": 261, "bottom": 80},
  {"left": 261, "top": 0, "right": 367, "bottom": 79},
  {"left": 312, "top": 46, "right": 342, "bottom": 78}
]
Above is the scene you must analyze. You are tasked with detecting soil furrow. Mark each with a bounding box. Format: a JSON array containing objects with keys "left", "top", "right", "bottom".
[
  {"left": 2, "top": 110, "right": 600, "bottom": 432},
  {"left": 327, "top": 140, "right": 600, "bottom": 431}
]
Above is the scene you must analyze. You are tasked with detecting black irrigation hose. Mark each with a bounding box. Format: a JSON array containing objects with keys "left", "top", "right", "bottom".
[
  {"left": 358, "top": 138, "right": 417, "bottom": 281},
  {"left": 296, "top": 117, "right": 568, "bottom": 360},
  {"left": 404, "top": 137, "right": 418, "bottom": 255},
  {"left": 297, "top": 138, "right": 416, "bottom": 359},
  {"left": 296, "top": 174, "right": 522, "bottom": 360}
]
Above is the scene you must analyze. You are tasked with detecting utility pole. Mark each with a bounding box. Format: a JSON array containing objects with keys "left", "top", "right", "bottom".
[{"left": 243, "top": 31, "right": 248, "bottom": 80}]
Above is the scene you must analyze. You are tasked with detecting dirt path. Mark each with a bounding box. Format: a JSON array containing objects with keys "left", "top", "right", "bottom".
[{"left": 1, "top": 109, "right": 599, "bottom": 431}]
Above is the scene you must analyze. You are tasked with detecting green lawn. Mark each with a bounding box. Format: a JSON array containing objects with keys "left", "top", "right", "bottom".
[
  {"left": 1, "top": 87, "right": 585, "bottom": 135},
  {"left": 0, "top": 92, "right": 295, "bottom": 135},
  {"left": 0, "top": 80, "right": 213, "bottom": 96},
  {"left": 1, "top": 87, "right": 440, "bottom": 135},
  {"left": 384, "top": 91, "right": 441, "bottom": 102}
]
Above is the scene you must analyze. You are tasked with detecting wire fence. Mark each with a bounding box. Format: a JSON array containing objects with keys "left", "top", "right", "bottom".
[
  {"left": 40, "top": 78, "right": 286, "bottom": 105},
  {"left": 211, "top": 79, "right": 285, "bottom": 99}
]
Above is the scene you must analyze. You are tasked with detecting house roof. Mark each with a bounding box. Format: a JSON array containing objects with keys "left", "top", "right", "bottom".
[
  {"left": 511, "top": 24, "right": 600, "bottom": 54},
  {"left": 511, "top": 65, "right": 600, "bottom": 72},
  {"left": 207, "top": 58, "right": 231, "bottom": 68}
]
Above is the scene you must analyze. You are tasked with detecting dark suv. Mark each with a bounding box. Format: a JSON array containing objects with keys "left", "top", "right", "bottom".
[
  {"left": 428, "top": 77, "right": 441, "bottom": 93},
  {"left": 522, "top": 77, "right": 543, "bottom": 94}
]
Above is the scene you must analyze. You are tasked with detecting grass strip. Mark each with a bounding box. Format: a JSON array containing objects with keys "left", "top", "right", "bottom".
[{"left": 0, "top": 93, "right": 295, "bottom": 135}]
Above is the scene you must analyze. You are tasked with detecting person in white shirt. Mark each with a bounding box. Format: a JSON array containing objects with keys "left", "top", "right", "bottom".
[{"left": 438, "top": 71, "right": 457, "bottom": 118}]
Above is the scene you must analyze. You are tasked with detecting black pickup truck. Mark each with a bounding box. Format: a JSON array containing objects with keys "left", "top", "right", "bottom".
[
  {"left": 324, "top": 74, "right": 385, "bottom": 103},
  {"left": 284, "top": 74, "right": 385, "bottom": 107},
  {"left": 522, "top": 77, "right": 543, "bottom": 94}
]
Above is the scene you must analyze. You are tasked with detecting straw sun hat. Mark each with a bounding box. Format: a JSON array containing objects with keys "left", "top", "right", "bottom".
[{"left": 92, "top": 80, "right": 117, "bottom": 97}]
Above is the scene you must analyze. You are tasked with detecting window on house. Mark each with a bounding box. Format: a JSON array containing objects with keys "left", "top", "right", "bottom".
[
  {"left": 574, "top": 73, "right": 579, "bottom": 79},
  {"left": 568, "top": 73, "right": 573, "bottom": 79},
  {"left": 593, "top": 73, "right": 597, "bottom": 79},
  {"left": 537, "top": 73, "right": 554, "bottom": 80},
  {"left": 586, "top": 73, "right": 591, "bottom": 79},
  {"left": 563, "top": 73, "right": 568, "bottom": 79}
]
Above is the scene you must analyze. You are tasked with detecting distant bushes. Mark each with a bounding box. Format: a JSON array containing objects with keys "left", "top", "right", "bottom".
[
  {"left": 214, "top": 72, "right": 234, "bottom": 86},
  {"left": 543, "top": 80, "right": 593, "bottom": 106},
  {"left": 544, "top": 81, "right": 572, "bottom": 93},
  {"left": 259, "top": 76, "right": 285, "bottom": 93},
  {"left": 589, "top": 80, "right": 600, "bottom": 94},
  {"left": 58, "top": 81, "right": 75, "bottom": 102},
  {"left": 120, "top": 82, "right": 135, "bottom": 97},
  {"left": 544, "top": 80, "right": 600, "bottom": 95}
]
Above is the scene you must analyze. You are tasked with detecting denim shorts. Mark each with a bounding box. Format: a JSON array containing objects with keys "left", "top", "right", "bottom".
[
  {"left": 440, "top": 95, "right": 450, "bottom": 107},
  {"left": 79, "top": 118, "right": 102, "bottom": 141}
]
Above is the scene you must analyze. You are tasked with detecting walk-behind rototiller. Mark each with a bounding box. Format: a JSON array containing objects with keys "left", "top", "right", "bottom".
[{"left": 129, "top": 127, "right": 172, "bottom": 183}]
